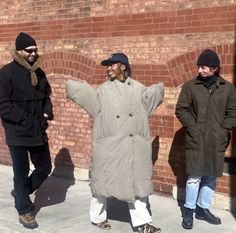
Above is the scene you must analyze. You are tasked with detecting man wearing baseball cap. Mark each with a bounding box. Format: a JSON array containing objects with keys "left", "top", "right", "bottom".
[
  {"left": 0, "top": 32, "right": 54, "bottom": 229},
  {"left": 176, "top": 49, "right": 236, "bottom": 230},
  {"left": 67, "top": 52, "right": 164, "bottom": 232}
]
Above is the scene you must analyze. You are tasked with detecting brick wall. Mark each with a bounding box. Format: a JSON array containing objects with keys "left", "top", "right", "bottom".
[{"left": 0, "top": 0, "right": 236, "bottom": 199}]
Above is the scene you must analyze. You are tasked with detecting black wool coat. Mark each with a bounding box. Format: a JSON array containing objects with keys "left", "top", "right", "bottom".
[
  {"left": 0, "top": 59, "right": 53, "bottom": 146},
  {"left": 175, "top": 76, "right": 236, "bottom": 177}
]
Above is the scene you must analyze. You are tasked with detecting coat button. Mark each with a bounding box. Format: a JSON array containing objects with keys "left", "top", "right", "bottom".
[
  {"left": 129, "top": 113, "right": 133, "bottom": 117},
  {"left": 127, "top": 82, "right": 131, "bottom": 85},
  {"left": 116, "top": 115, "right": 120, "bottom": 118},
  {"left": 129, "top": 134, "right": 133, "bottom": 137}
]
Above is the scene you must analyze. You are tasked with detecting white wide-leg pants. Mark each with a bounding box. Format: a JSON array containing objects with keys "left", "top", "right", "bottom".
[{"left": 90, "top": 196, "right": 152, "bottom": 227}]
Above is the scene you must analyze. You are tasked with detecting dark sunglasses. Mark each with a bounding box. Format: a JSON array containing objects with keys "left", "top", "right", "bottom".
[{"left": 23, "top": 48, "right": 38, "bottom": 54}]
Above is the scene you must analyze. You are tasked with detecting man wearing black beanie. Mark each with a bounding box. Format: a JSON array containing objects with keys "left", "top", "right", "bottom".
[
  {"left": 176, "top": 49, "right": 236, "bottom": 230},
  {"left": 0, "top": 32, "right": 54, "bottom": 229}
]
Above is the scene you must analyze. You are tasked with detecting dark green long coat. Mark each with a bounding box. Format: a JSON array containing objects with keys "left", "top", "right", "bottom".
[{"left": 175, "top": 76, "right": 236, "bottom": 177}]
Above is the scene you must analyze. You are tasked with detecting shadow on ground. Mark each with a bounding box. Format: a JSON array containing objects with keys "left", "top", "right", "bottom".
[
  {"left": 107, "top": 197, "right": 152, "bottom": 232},
  {"left": 33, "top": 147, "right": 75, "bottom": 215},
  {"left": 168, "top": 127, "right": 187, "bottom": 217}
]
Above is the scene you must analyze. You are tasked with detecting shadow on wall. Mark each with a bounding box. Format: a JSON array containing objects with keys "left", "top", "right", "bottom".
[
  {"left": 168, "top": 127, "right": 187, "bottom": 210},
  {"left": 33, "top": 148, "right": 75, "bottom": 216},
  {"left": 228, "top": 129, "right": 236, "bottom": 218},
  {"left": 232, "top": 40, "right": 236, "bottom": 218},
  {"left": 152, "top": 135, "right": 160, "bottom": 166}
]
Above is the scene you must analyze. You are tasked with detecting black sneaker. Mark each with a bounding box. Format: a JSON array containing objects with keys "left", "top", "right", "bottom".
[
  {"left": 195, "top": 205, "right": 221, "bottom": 225},
  {"left": 19, "top": 213, "right": 38, "bottom": 229},
  {"left": 182, "top": 207, "right": 193, "bottom": 229}
]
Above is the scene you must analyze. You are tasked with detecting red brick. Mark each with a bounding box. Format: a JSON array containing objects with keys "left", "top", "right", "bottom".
[{"left": 0, "top": 0, "right": 235, "bottom": 199}]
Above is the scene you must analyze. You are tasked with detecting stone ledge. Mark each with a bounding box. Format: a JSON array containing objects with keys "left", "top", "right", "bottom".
[{"left": 51, "top": 166, "right": 90, "bottom": 181}]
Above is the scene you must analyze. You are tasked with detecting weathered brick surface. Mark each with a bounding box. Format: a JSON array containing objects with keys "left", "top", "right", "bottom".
[
  {"left": 0, "top": 0, "right": 236, "bottom": 198},
  {"left": 0, "top": 5, "right": 235, "bottom": 41},
  {"left": 0, "top": 0, "right": 235, "bottom": 23},
  {"left": 47, "top": 74, "right": 93, "bottom": 169}
]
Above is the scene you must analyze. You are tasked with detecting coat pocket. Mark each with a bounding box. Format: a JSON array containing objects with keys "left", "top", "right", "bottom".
[
  {"left": 218, "top": 126, "right": 230, "bottom": 152},
  {"left": 185, "top": 125, "right": 199, "bottom": 150},
  {"left": 15, "top": 114, "right": 35, "bottom": 137}
]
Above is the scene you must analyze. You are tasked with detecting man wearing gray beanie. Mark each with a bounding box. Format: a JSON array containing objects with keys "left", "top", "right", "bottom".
[
  {"left": 175, "top": 49, "right": 236, "bottom": 230},
  {"left": 0, "top": 32, "right": 54, "bottom": 229}
]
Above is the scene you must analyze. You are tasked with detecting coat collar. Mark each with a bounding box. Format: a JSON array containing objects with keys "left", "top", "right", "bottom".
[
  {"left": 194, "top": 75, "right": 225, "bottom": 86},
  {"left": 109, "top": 76, "right": 132, "bottom": 85},
  {"left": 11, "top": 49, "right": 41, "bottom": 86}
]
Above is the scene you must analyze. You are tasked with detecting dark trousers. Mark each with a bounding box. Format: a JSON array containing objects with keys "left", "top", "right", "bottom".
[{"left": 9, "top": 143, "right": 52, "bottom": 215}]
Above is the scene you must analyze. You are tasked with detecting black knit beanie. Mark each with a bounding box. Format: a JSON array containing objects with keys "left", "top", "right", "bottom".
[
  {"left": 197, "top": 49, "right": 220, "bottom": 67},
  {"left": 15, "top": 32, "right": 37, "bottom": 50}
]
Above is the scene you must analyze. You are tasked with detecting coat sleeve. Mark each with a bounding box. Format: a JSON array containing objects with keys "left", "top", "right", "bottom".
[
  {"left": 175, "top": 84, "right": 196, "bottom": 127},
  {"left": 0, "top": 69, "right": 25, "bottom": 124},
  {"left": 66, "top": 79, "right": 100, "bottom": 118},
  {"left": 141, "top": 82, "right": 164, "bottom": 116},
  {"left": 43, "top": 75, "right": 54, "bottom": 120},
  {"left": 222, "top": 85, "right": 236, "bottom": 130}
]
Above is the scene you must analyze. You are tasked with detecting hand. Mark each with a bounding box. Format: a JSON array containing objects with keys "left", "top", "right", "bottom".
[{"left": 43, "top": 113, "right": 49, "bottom": 118}]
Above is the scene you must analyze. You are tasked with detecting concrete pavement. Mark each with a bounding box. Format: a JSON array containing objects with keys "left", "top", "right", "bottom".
[{"left": 0, "top": 164, "right": 235, "bottom": 233}]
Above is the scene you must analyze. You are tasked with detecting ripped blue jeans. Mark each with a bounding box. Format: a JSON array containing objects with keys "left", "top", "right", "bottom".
[{"left": 184, "top": 176, "right": 217, "bottom": 209}]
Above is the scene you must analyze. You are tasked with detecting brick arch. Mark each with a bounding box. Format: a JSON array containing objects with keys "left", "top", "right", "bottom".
[
  {"left": 41, "top": 51, "right": 96, "bottom": 82},
  {"left": 167, "top": 43, "right": 235, "bottom": 87},
  {"left": 45, "top": 72, "right": 93, "bottom": 170}
]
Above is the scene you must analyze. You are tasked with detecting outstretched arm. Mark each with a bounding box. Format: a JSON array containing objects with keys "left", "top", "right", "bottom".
[
  {"left": 141, "top": 82, "right": 164, "bottom": 116},
  {"left": 66, "top": 79, "right": 100, "bottom": 118}
]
